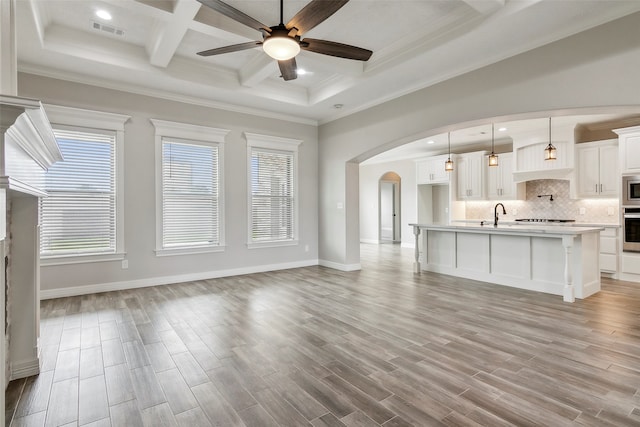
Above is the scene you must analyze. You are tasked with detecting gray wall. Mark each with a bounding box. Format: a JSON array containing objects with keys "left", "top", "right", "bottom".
[
  {"left": 318, "top": 12, "right": 640, "bottom": 268},
  {"left": 19, "top": 73, "right": 318, "bottom": 296}
]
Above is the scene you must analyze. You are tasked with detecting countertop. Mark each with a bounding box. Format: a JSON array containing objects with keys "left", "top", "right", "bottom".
[
  {"left": 452, "top": 220, "right": 620, "bottom": 228},
  {"left": 410, "top": 222, "right": 604, "bottom": 236}
]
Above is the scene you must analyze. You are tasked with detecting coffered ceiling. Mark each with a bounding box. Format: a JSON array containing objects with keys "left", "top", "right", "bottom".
[{"left": 15, "top": 0, "right": 640, "bottom": 124}]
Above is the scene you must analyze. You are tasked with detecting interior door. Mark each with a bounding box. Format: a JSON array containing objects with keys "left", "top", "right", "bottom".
[{"left": 380, "top": 182, "right": 395, "bottom": 241}]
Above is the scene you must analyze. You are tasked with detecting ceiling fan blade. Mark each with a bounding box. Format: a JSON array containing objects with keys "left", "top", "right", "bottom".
[
  {"left": 278, "top": 58, "right": 298, "bottom": 81},
  {"left": 197, "top": 41, "right": 262, "bottom": 56},
  {"left": 301, "top": 38, "right": 372, "bottom": 61},
  {"left": 286, "top": 0, "right": 349, "bottom": 36},
  {"left": 197, "top": 0, "right": 271, "bottom": 33}
]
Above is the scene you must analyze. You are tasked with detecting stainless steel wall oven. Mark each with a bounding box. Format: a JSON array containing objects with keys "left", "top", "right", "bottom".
[{"left": 623, "top": 208, "right": 640, "bottom": 252}]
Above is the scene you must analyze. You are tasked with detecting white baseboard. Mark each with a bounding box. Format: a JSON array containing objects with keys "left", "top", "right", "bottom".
[
  {"left": 359, "top": 239, "right": 380, "bottom": 244},
  {"left": 40, "top": 259, "right": 320, "bottom": 299},
  {"left": 318, "top": 259, "right": 361, "bottom": 271},
  {"left": 11, "top": 357, "right": 39, "bottom": 380}
]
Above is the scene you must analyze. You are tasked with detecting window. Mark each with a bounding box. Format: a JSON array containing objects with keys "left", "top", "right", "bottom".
[
  {"left": 40, "top": 105, "right": 129, "bottom": 264},
  {"left": 246, "top": 133, "right": 301, "bottom": 248},
  {"left": 152, "top": 119, "right": 229, "bottom": 256}
]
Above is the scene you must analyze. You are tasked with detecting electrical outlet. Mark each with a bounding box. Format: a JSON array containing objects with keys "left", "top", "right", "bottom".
[
  {"left": 579, "top": 207, "right": 586, "bottom": 215},
  {"left": 512, "top": 208, "right": 518, "bottom": 216},
  {"left": 121, "top": 259, "right": 128, "bottom": 269},
  {"left": 607, "top": 206, "right": 615, "bottom": 216},
  {"left": 337, "top": 202, "right": 343, "bottom": 209},
  {"left": 304, "top": 244, "right": 309, "bottom": 252}
]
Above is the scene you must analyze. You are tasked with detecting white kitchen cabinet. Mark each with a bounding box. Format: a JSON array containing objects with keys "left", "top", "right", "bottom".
[
  {"left": 614, "top": 125, "right": 640, "bottom": 173},
  {"left": 416, "top": 154, "right": 451, "bottom": 184},
  {"left": 486, "top": 152, "right": 524, "bottom": 200},
  {"left": 576, "top": 140, "right": 618, "bottom": 198},
  {"left": 599, "top": 226, "right": 618, "bottom": 274},
  {"left": 456, "top": 151, "right": 486, "bottom": 200}
]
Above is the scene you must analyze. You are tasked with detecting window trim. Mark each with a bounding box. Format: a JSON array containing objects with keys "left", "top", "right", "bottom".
[
  {"left": 41, "top": 104, "right": 130, "bottom": 266},
  {"left": 151, "top": 119, "right": 229, "bottom": 256},
  {"left": 245, "top": 132, "right": 302, "bottom": 249}
]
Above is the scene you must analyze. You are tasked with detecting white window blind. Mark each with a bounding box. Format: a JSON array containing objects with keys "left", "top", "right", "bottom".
[
  {"left": 250, "top": 148, "right": 295, "bottom": 242},
  {"left": 162, "top": 139, "right": 220, "bottom": 249},
  {"left": 41, "top": 128, "right": 116, "bottom": 256}
]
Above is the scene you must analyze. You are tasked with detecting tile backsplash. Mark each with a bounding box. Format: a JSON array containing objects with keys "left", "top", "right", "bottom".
[{"left": 465, "top": 179, "right": 620, "bottom": 224}]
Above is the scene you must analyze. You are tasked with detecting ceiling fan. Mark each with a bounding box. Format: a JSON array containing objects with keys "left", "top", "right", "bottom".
[{"left": 196, "top": 0, "right": 373, "bottom": 81}]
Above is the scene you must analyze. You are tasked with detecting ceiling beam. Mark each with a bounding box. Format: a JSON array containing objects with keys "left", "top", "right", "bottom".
[
  {"left": 146, "top": 0, "right": 200, "bottom": 68},
  {"left": 461, "top": 0, "right": 505, "bottom": 14},
  {"left": 239, "top": 54, "right": 275, "bottom": 87}
]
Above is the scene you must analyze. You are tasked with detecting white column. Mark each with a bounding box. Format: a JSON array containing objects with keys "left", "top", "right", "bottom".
[
  {"left": 562, "top": 235, "right": 575, "bottom": 303},
  {"left": 0, "top": 0, "right": 18, "bottom": 96},
  {"left": 413, "top": 225, "right": 421, "bottom": 273}
]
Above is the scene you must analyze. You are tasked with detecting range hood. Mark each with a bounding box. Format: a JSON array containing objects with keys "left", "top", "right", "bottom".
[{"left": 512, "top": 167, "right": 573, "bottom": 183}]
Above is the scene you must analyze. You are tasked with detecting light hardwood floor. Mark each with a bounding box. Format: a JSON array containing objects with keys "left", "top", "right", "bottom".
[{"left": 6, "top": 243, "right": 640, "bottom": 426}]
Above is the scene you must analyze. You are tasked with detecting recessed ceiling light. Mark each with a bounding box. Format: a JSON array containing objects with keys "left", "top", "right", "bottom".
[
  {"left": 498, "top": 127, "right": 507, "bottom": 131},
  {"left": 96, "top": 9, "right": 112, "bottom": 20},
  {"left": 427, "top": 140, "right": 435, "bottom": 144},
  {"left": 297, "top": 69, "right": 307, "bottom": 75},
  {"left": 333, "top": 104, "right": 344, "bottom": 109}
]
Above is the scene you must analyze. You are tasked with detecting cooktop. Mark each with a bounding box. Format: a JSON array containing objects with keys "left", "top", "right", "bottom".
[{"left": 515, "top": 218, "right": 576, "bottom": 223}]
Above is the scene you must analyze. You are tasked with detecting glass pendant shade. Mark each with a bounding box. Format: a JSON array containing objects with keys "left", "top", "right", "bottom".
[
  {"left": 445, "top": 132, "right": 453, "bottom": 172},
  {"left": 263, "top": 36, "right": 300, "bottom": 60},
  {"left": 544, "top": 117, "right": 557, "bottom": 161},
  {"left": 445, "top": 157, "right": 454, "bottom": 171},
  {"left": 544, "top": 143, "right": 557, "bottom": 160}
]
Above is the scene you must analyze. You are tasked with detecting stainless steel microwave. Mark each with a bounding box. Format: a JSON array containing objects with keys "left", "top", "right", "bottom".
[{"left": 623, "top": 175, "right": 640, "bottom": 206}]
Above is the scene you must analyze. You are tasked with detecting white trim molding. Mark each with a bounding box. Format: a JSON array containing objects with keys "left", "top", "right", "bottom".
[
  {"left": 319, "top": 259, "right": 362, "bottom": 271},
  {"left": 10, "top": 357, "right": 40, "bottom": 380},
  {"left": 40, "top": 258, "right": 320, "bottom": 299}
]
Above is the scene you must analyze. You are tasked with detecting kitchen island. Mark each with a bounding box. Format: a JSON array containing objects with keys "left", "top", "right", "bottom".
[{"left": 410, "top": 223, "right": 604, "bottom": 302}]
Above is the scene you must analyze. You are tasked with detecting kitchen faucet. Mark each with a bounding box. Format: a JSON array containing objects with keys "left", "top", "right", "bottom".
[{"left": 494, "top": 203, "right": 506, "bottom": 227}]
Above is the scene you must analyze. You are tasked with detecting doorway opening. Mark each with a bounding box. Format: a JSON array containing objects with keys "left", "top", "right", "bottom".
[{"left": 379, "top": 172, "right": 401, "bottom": 243}]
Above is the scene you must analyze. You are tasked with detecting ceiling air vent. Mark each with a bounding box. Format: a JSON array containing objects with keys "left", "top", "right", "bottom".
[{"left": 91, "top": 21, "right": 125, "bottom": 37}]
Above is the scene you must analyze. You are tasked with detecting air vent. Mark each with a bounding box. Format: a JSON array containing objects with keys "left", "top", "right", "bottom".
[{"left": 91, "top": 21, "right": 125, "bottom": 37}]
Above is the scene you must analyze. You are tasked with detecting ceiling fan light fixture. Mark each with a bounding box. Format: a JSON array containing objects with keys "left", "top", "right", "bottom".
[{"left": 263, "top": 35, "right": 300, "bottom": 60}]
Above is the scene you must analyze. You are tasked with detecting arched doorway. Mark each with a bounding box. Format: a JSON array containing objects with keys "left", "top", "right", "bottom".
[{"left": 379, "top": 172, "right": 401, "bottom": 243}]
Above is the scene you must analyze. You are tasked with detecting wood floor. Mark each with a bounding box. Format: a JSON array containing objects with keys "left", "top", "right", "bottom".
[{"left": 6, "top": 243, "right": 640, "bottom": 426}]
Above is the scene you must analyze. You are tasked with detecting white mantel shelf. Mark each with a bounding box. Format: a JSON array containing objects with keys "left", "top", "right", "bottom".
[{"left": 410, "top": 223, "right": 603, "bottom": 302}]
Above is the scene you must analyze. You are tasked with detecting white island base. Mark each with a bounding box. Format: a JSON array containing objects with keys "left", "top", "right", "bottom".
[{"left": 410, "top": 224, "right": 603, "bottom": 302}]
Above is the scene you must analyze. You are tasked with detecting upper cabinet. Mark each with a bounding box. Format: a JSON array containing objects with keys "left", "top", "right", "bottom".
[
  {"left": 576, "top": 140, "right": 618, "bottom": 198},
  {"left": 614, "top": 125, "right": 640, "bottom": 174},
  {"left": 486, "top": 152, "right": 525, "bottom": 200},
  {"left": 416, "top": 154, "right": 451, "bottom": 184},
  {"left": 456, "top": 151, "right": 486, "bottom": 200}
]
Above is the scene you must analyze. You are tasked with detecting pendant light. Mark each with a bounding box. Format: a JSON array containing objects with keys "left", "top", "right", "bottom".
[
  {"left": 544, "top": 117, "right": 557, "bottom": 161},
  {"left": 445, "top": 132, "right": 454, "bottom": 172},
  {"left": 488, "top": 123, "right": 498, "bottom": 167}
]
